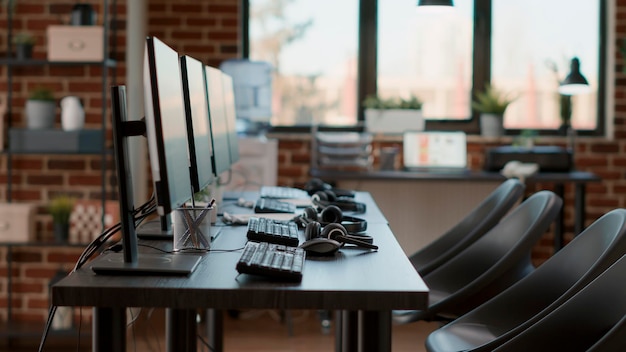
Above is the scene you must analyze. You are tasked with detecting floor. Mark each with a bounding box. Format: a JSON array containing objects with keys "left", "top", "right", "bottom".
[{"left": 9, "top": 309, "right": 441, "bottom": 351}]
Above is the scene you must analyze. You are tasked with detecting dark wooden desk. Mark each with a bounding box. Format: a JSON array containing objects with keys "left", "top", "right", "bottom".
[
  {"left": 52, "top": 192, "right": 427, "bottom": 352},
  {"left": 311, "top": 169, "right": 601, "bottom": 251}
]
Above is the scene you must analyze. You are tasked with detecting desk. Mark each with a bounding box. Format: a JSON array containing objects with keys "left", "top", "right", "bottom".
[
  {"left": 52, "top": 192, "right": 428, "bottom": 352},
  {"left": 311, "top": 169, "right": 601, "bottom": 251}
]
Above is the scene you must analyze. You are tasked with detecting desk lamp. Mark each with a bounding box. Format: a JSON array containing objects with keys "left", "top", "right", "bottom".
[{"left": 558, "top": 57, "right": 591, "bottom": 95}]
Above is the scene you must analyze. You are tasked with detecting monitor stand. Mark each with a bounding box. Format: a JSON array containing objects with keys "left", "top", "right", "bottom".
[
  {"left": 93, "top": 85, "right": 202, "bottom": 276},
  {"left": 90, "top": 252, "right": 201, "bottom": 276},
  {"left": 137, "top": 217, "right": 173, "bottom": 240}
]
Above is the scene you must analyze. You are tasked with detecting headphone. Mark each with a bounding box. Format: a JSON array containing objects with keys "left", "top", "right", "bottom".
[
  {"left": 312, "top": 190, "right": 366, "bottom": 214},
  {"left": 304, "top": 178, "right": 356, "bottom": 198},
  {"left": 295, "top": 205, "right": 368, "bottom": 235},
  {"left": 304, "top": 221, "right": 378, "bottom": 251}
]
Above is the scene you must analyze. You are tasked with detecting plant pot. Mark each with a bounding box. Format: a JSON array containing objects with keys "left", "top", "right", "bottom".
[
  {"left": 26, "top": 100, "right": 56, "bottom": 129},
  {"left": 364, "top": 109, "right": 424, "bottom": 134},
  {"left": 15, "top": 43, "right": 33, "bottom": 60},
  {"left": 53, "top": 222, "right": 69, "bottom": 242},
  {"left": 480, "top": 113, "right": 504, "bottom": 137}
]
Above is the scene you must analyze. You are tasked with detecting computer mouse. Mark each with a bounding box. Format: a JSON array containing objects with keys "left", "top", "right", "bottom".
[{"left": 299, "top": 238, "right": 341, "bottom": 256}]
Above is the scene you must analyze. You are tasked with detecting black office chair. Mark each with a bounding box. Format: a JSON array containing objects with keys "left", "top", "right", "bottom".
[
  {"left": 410, "top": 178, "right": 525, "bottom": 276},
  {"left": 394, "top": 190, "right": 561, "bottom": 325},
  {"left": 490, "top": 254, "right": 626, "bottom": 352},
  {"left": 587, "top": 315, "right": 626, "bottom": 352},
  {"left": 424, "top": 208, "right": 626, "bottom": 352}
]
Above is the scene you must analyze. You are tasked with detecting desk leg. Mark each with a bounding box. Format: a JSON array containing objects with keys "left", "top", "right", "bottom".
[
  {"left": 166, "top": 308, "right": 197, "bottom": 352},
  {"left": 360, "top": 311, "right": 391, "bottom": 352},
  {"left": 553, "top": 183, "right": 565, "bottom": 252},
  {"left": 336, "top": 310, "right": 358, "bottom": 352},
  {"left": 574, "top": 184, "right": 586, "bottom": 236},
  {"left": 93, "top": 307, "right": 126, "bottom": 352},
  {"left": 206, "top": 309, "right": 223, "bottom": 352}
]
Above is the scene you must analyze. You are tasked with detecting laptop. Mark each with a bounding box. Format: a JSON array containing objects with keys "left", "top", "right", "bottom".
[{"left": 403, "top": 131, "right": 468, "bottom": 173}]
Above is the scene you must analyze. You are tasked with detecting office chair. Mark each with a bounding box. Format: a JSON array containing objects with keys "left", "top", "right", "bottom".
[
  {"left": 586, "top": 315, "right": 626, "bottom": 352},
  {"left": 424, "top": 208, "right": 626, "bottom": 352},
  {"left": 490, "top": 254, "right": 626, "bottom": 352},
  {"left": 410, "top": 178, "right": 525, "bottom": 276},
  {"left": 393, "top": 190, "right": 561, "bottom": 324}
]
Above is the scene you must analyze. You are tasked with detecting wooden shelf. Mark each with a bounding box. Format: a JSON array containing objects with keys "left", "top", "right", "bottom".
[{"left": 0, "top": 58, "right": 117, "bottom": 67}]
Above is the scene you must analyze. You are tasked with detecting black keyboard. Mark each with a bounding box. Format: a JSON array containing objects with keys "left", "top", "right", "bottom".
[
  {"left": 236, "top": 241, "right": 305, "bottom": 282},
  {"left": 260, "top": 186, "right": 310, "bottom": 199},
  {"left": 247, "top": 217, "right": 300, "bottom": 247},
  {"left": 254, "top": 198, "right": 297, "bottom": 214}
]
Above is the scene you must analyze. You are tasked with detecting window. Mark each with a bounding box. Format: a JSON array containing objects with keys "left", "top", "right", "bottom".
[
  {"left": 246, "top": 0, "right": 606, "bottom": 135},
  {"left": 249, "top": 0, "right": 359, "bottom": 126}
]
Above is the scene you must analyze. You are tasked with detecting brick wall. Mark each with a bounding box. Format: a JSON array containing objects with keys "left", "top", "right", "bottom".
[{"left": 1, "top": 0, "right": 625, "bottom": 326}]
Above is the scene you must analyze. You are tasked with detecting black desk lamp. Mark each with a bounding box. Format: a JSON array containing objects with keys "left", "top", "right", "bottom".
[{"left": 558, "top": 57, "right": 591, "bottom": 96}]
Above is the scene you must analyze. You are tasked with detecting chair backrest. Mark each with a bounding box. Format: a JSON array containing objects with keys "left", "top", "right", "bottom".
[
  {"left": 410, "top": 178, "right": 525, "bottom": 276},
  {"left": 492, "top": 254, "right": 626, "bottom": 352},
  {"left": 587, "top": 315, "right": 626, "bottom": 352},
  {"left": 421, "top": 190, "right": 561, "bottom": 321},
  {"left": 425, "top": 208, "right": 626, "bottom": 352}
]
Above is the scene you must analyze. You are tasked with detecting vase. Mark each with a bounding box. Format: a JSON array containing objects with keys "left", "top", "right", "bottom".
[
  {"left": 60, "top": 96, "right": 85, "bottom": 131},
  {"left": 25, "top": 100, "right": 56, "bottom": 129},
  {"left": 53, "top": 222, "right": 69, "bottom": 242},
  {"left": 480, "top": 113, "right": 504, "bottom": 137},
  {"left": 15, "top": 43, "right": 33, "bottom": 60}
]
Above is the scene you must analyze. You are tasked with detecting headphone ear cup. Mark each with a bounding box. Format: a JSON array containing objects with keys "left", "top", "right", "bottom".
[
  {"left": 324, "top": 190, "right": 337, "bottom": 202},
  {"left": 305, "top": 221, "right": 322, "bottom": 240},
  {"left": 303, "top": 207, "right": 319, "bottom": 222},
  {"left": 320, "top": 223, "right": 349, "bottom": 242},
  {"left": 314, "top": 191, "right": 329, "bottom": 202},
  {"left": 319, "top": 205, "right": 342, "bottom": 224}
]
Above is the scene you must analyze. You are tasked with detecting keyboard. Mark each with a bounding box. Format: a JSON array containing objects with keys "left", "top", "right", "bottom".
[
  {"left": 260, "top": 186, "right": 310, "bottom": 199},
  {"left": 247, "top": 217, "right": 300, "bottom": 247},
  {"left": 254, "top": 198, "right": 297, "bottom": 214},
  {"left": 236, "top": 241, "right": 305, "bottom": 282}
]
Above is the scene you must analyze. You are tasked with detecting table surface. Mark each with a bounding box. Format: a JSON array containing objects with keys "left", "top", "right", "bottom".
[{"left": 52, "top": 192, "right": 428, "bottom": 312}]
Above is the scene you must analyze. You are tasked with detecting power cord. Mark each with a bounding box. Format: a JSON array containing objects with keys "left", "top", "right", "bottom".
[{"left": 38, "top": 194, "right": 157, "bottom": 352}]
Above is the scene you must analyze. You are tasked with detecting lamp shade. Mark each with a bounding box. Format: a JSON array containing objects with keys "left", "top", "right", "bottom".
[
  {"left": 558, "top": 57, "right": 590, "bottom": 95},
  {"left": 418, "top": 0, "right": 454, "bottom": 6}
]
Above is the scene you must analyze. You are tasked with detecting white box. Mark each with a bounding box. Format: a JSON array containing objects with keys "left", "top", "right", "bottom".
[
  {"left": 0, "top": 203, "right": 37, "bottom": 242},
  {"left": 47, "top": 25, "right": 104, "bottom": 61}
]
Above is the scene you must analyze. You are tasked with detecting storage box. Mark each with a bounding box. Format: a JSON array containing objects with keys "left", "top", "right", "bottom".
[
  {"left": 365, "top": 109, "right": 424, "bottom": 134},
  {"left": 0, "top": 203, "right": 37, "bottom": 242},
  {"left": 9, "top": 128, "right": 103, "bottom": 153},
  {"left": 47, "top": 25, "right": 104, "bottom": 61}
]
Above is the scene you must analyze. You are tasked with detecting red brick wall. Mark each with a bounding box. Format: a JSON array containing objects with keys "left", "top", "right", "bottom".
[{"left": 1, "top": 0, "right": 626, "bottom": 325}]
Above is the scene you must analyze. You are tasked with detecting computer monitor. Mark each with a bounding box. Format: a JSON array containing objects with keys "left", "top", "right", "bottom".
[
  {"left": 222, "top": 72, "right": 240, "bottom": 165},
  {"left": 205, "top": 66, "right": 231, "bottom": 177},
  {"left": 181, "top": 55, "right": 214, "bottom": 193}
]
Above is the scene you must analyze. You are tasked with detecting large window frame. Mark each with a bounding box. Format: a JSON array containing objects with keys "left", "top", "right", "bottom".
[{"left": 243, "top": 0, "right": 607, "bottom": 137}]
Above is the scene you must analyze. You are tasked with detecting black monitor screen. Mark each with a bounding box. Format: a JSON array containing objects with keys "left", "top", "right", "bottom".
[
  {"left": 181, "top": 55, "right": 214, "bottom": 193},
  {"left": 144, "top": 37, "right": 192, "bottom": 215},
  {"left": 222, "top": 72, "right": 240, "bottom": 165},
  {"left": 205, "top": 65, "right": 230, "bottom": 176}
]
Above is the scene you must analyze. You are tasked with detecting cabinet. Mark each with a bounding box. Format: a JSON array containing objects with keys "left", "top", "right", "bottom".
[{"left": 0, "top": 0, "right": 117, "bottom": 345}]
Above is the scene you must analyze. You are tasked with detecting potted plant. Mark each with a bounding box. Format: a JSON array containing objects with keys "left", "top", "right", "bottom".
[
  {"left": 472, "top": 84, "right": 516, "bottom": 137},
  {"left": 363, "top": 94, "right": 424, "bottom": 134},
  {"left": 26, "top": 86, "right": 56, "bottom": 129},
  {"left": 48, "top": 195, "right": 75, "bottom": 242},
  {"left": 13, "top": 32, "right": 35, "bottom": 60}
]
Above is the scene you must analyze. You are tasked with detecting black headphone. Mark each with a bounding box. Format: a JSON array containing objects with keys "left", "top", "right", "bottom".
[
  {"left": 295, "top": 205, "right": 368, "bottom": 234},
  {"left": 304, "top": 221, "right": 378, "bottom": 250},
  {"left": 312, "top": 190, "right": 366, "bottom": 214},
  {"left": 304, "top": 178, "right": 356, "bottom": 198}
]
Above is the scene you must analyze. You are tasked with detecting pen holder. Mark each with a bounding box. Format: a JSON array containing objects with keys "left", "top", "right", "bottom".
[{"left": 172, "top": 206, "right": 214, "bottom": 251}]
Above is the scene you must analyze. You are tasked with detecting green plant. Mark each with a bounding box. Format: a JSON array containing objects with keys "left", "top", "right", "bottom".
[
  {"left": 29, "top": 86, "right": 55, "bottom": 101},
  {"left": 12, "top": 32, "right": 36, "bottom": 46},
  {"left": 48, "top": 195, "right": 75, "bottom": 225},
  {"left": 472, "top": 84, "right": 516, "bottom": 115},
  {"left": 363, "top": 94, "right": 423, "bottom": 110}
]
